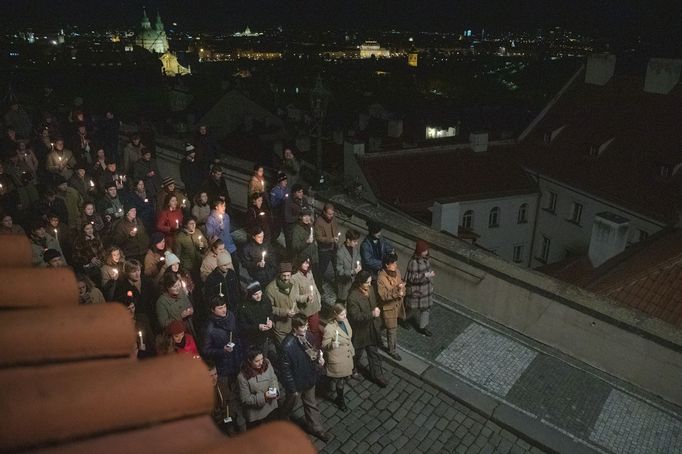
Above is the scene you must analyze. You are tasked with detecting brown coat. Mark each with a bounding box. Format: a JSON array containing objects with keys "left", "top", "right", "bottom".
[
  {"left": 290, "top": 271, "right": 321, "bottom": 317},
  {"left": 265, "top": 278, "right": 296, "bottom": 341},
  {"left": 322, "top": 319, "right": 355, "bottom": 378},
  {"left": 237, "top": 361, "right": 280, "bottom": 423},
  {"left": 377, "top": 269, "right": 406, "bottom": 329}
]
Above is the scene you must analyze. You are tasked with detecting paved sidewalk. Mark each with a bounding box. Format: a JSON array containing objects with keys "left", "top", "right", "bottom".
[{"left": 389, "top": 296, "right": 682, "bottom": 454}]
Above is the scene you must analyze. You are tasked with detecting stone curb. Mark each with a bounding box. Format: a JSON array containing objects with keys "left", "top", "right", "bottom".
[{"left": 378, "top": 346, "right": 605, "bottom": 454}]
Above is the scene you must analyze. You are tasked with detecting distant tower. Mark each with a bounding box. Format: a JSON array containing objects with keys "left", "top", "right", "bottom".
[
  {"left": 408, "top": 44, "right": 418, "bottom": 68},
  {"left": 134, "top": 7, "right": 169, "bottom": 53}
]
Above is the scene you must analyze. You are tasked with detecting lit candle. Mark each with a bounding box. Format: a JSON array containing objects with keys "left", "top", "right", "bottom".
[
  {"left": 138, "top": 330, "right": 144, "bottom": 347},
  {"left": 58, "top": 156, "right": 62, "bottom": 162},
  {"left": 262, "top": 250, "right": 266, "bottom": 261},
  {"left": 181, "top": 280, "right": 187, "bottom": 293},
  {"left": 261, "top": 179, "right": 265, "bottom": 189},
  {"left": 160, "top": 256, "right": 165, "bottom": 261},
  {"left": 335, "top": 329, "right": 339, "bottom": 343},
  {"left": 182, "top": 198, "right": 186, "bottom": 207},
  {"left": 175, "top": 219, "right": 179, "bottom": 228},
  {"left": 259, "top": 211, "right": 265, "bottom": 216},
  {"left": 0, "top": 184, "right": 3, "bottom": 190},
  {"left": 144, "top": 198, "right": 148, "bottom": 203},
  {"left": 337, "top": 232, "right": 341, "bottom": 240},
  {"left": 356, "top": 260, "right": 360, "bottom": 268},
  {"left": 89, "top": 180, "right": 95, "bottom": 187},
  {"left": 266, "top": 316, "right": 270, "bottom": 324},
  {"left": 229, "top": 331, "right": 233, "bottom": 343},
  {"left": 90, "top": 221, "right": 94, "bottom": 225},
  {"left": 285, "top": 193, "right": 289, "bottom": 198},
  {"left": 54, "top": 228, "right": 58, "bottom": 236},
  {"left": 118, "top": 208, "right": 123, "bottom": 213},
  {"left": 132, "top": 227, "right": 137, "bottom": 234},
  {"left": 113, "top": 268, "right": 118, "bottom": 277},
  {"left": 219, "top": 282, "right": 223, "bottom": 296},
  {"left": 310, "top": 285, "right": 314, "bottom": 296}
]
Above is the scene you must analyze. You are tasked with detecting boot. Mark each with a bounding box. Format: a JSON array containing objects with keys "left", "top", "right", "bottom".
[{"left": 335, "top": 388, "right": 349, "bottom": 412}]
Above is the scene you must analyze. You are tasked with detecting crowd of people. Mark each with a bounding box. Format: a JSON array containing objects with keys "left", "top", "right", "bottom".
[{"left": 1, "top": 100, "right": 437, "bottom": 441}]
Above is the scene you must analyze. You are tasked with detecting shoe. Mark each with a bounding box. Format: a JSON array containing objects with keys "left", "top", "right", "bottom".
[
  {"left": 351, "top": 371, "right": 363, "bottom": 381},
  {"left": 311, "top": 430, "right": 332, "bottom": 442},
  {"left": 374, "top": 376, "right": 389, "bottom": 388},
  {"left": 418, "top": 327, "right": 433, "bottom": 337},
  {"left": 335, "top": 397, "right": 349, "bottom": 412},
  {"left": 388, "top": 351, "right": 402, "bottom": 361}
]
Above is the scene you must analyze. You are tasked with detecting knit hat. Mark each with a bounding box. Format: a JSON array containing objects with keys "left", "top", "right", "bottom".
[
  {"left": 164, "top": 251, "right": 180, "bottom": 266},
  {"left": 367, "top": 220, "right": 382, "bottom": 235},
  {"left": 43, "top": 249, "right": 61, "bottom": 263},
  {"left": 162, "top": 177, "right": 175, "bottom": 187},
  {"left": 246, "top": 281, "right": 262, "bottom": 297},
  {"left": 276, "top": 171, "right": 288, "bottom": 183},
  {"left": 167, "top": 320, "right": 185, "bottom": 335},
  {"left": 150, "top": 232, "right": 165, "bottom": 246},
  {"left": 279, "top": 262, "right": 292, "bottom": 273},
  {"left": 217, "top": 251, "right": 231, "bottom": 266},
  {"left": 414, "top": 240, "right": 429, "bottom": 256},
  {"left": 185, "top": 142, "right": 195, "bottom": 153},
  {"left": 299, "top": 206, "right": 312, "bottom": 218}
]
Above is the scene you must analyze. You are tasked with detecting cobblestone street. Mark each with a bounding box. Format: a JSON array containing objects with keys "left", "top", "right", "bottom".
[{"left": 290, "top": 362, "right": 545, "bottom": 454}]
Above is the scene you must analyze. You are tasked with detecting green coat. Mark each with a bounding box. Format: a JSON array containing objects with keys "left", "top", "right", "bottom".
[
  {"left": 156, "top": 292, "right": 192, "bottom": 330},
  {"left": 58, "top": 186, "right": 83, "bottom": 229},
  {"left": 264, "top": 278, "right": 295, "bottom": 342},
  {"left": 174, "top": 229, "right": 206, "bottom": 275},
  {"left": 290, "top": 222, "right": 318, "bottom": 267}
]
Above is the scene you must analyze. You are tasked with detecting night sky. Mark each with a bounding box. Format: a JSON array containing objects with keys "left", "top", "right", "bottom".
[{"left": 0, "top": 0, "right": 679, "bottom": 51}]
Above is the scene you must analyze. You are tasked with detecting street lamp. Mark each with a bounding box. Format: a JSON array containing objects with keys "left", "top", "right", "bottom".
[{"left": 310, "top": 75, "right": 331, "bottom": 190}]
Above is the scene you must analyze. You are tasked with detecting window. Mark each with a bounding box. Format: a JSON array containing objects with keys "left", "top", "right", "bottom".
[
  {"left": 488, "top": 207, "right": 500, "bottom": 228},
  {"left": 513, "top": 244, "right": 524, "bottom": 263},
  {"left": 569, "top": 202, "right": 583, "bottom": 224},
  {"left": 545, "top": 191, "right": 557, "bottom": 213},
  {"left": 517, "top": 203, "right": 529, "bottom": 224},
  {"left": 461, "top": 210, "right": 474, "bottom": 230},
  {"left": 538, "top": 236, "right": 551, "bottom": 263},
  {"left": 638, "top": 229, "right": 649, "bottom": 242}
]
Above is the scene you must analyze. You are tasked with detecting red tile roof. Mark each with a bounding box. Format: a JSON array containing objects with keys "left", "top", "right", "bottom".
[
  {"left": 541, "top": 229, "right": 682, "bottom": 328},
  {"left": 520, "top": 74, "right": 682, "bottom": 223},
  {"left": 360, "top": 148, "right": 537, "bottom": 217}
]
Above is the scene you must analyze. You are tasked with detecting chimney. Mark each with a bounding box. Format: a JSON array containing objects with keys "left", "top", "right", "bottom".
[
  {"left": 585, "top": 53, "right": 616, "bottom": 86},
  {"left": 469, "top": 131, "right": 489, "bottom": 152},
  {"left": 588, "top": 212, "right": 630, "bottom": 268},
  {"left": 644, "top": 58, "right": 682, "bottom": 95}
]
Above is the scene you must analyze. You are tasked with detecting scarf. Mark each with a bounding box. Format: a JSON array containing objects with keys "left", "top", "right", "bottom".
[
  {"left": 276, "top": 278, "right": 293, "bottom": 295},
  {"left": 241, "top": 358, "right": 270, "bottom": 380},
  {"left": 296, "top": 332, "right": 318, "bottom": 361},
  {"left": 385, "top": 269, "right": 398, "bottom": 278}
]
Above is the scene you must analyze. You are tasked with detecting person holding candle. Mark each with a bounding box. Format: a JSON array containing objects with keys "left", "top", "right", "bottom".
[
  {"left": 268, "top": 171, "right": 289, "bottom": 241},
  {"left": 204, "top": 197, "right": 237, "bottom": 262},
  {"left": 241, "top": 226, "right": 277, "bottom": 288},
  {"left": 100, "top": 246, "right": 125, "bottom": 287},
  {"left": 46, "top": 213, "right": 72, "bottom": 264},
  {"left": 403, "top": 240, "right": 436, "bottom": 337},
  {"left": 78, "top": 201, "right": 105, "bottom": 235},
  {"left": 191, "top": 191, "right": 210, "bottom": 232},
  {"left": 247, "top": 164, "right": 267, "bottom": 206},
  {"left": 76, "top": 273, "right": 106, "bottom": 305},
  {"left": 283, "top": 183, "right": 309, "bottom": 251},
  {"left": 124, "top": 178, "right": 156, "bottom": 234},
  {"left": 143, "top": 233, "right": 168, "bottom": 286},
  {"left": 155, "top": 193, "right": 183, "bottom": 251},
  {"left": 377, "top": 252, "right": 407, "bottom": 361},
  {"left": 174, "top": 215, "right": 205, "bottom": 279},
  {"left": 71, "top": 221, "right": 104, "bottom": 283},
  {"left": 335, "top": 229, "right": 362, "bottom": 302},
  {"left": 113, "top": 259, "right": 159, "bottom": 334},
  {"left": 111, "top": 203, "right": 149, "bottom": 264},
  {"left": 96, "top": 181, "right": 124, "bottom": 226},
  {"left": 290, "top": 207, "right": 319, "bottom": 274},
  {"left": 278, "top": 313, "right": 330, "bottom": 442},
  {"left": 265, "top": 262, "right": 297, "bottom": 343},
  {"left": 68, "top": 161, "right": 97, "bottom": 203},
  {"left": 322, "top": 303, "right": 355, "bottom": 411},
  {"left": 156, "top": 177, "right": 188, "bottom": 217},
  {"left": 205, "top": 251, "right": 240, "bottom": 319},
  {"left": 360, "top": 220, "right": 395, "bottom": 281},
  {"left": 245, "top": 191, "right": 273, "bottom": 244},
  {"left": 202, "top": 296, "right": 244, "bottom": 432},
  {"left": 347, "top": 271, "right": 388, "bottom": 387},
  {"left": 163, "top": 251, "right": 196, "bottom": 298},
  {"left": 237, "top": 347, "right": 281, "bottom": 428},
  {"left": 237, "top": 281, "right": 276, "bottom": 362},
  {"left": 45, "top": 137, "right": 76, "bottom": 180},
  {"left": 201, "top": 164, "right": 231, "bottom": 207},
  {"left": 133, "top": 148, "right": 162, "bottom": 199},
  {"left": 156, "top": 272, "right": 196, "bottom": 337},
  {"left": 314, "top": 202, "right": 340, "bottom": 283},
  {"left": 55, "top": 176, "right": 83, "bottom": 230},
  {"left": 290, "top": 257, "right": 323, "bottom": 348}
]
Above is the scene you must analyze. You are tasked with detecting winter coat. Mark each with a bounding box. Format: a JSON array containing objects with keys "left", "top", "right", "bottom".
[
  {"left": 180, "top": 157, "right": 202, "bottom": 198},
  {"left": 377, "top": 269, "right": 406, "bottom": 330},
  {"left": 156, "top": 292, "right": 192, "bottom": 331},
  {"left": 174, "top": 333, "right": 199, "bottom": 356},
  {"left": 133, "top": 158, "right": 162, "bottom": 198},
  {"left": 30, "top": 234, "right": 61, "bottom": 267},
  {"left": 123, "top": 191, "right": 156, "bottom": 234},
  {"left": 155, "top": 209, "right": 183, "bottom": 251},
  {"left": 113, "top": 277, "right": 158, "bottom": 332},
  {"left": 205, "top": 211, "right": 237, "bottom": 254},
  {"left": 335, "top": 245, "right": 360, "bottom": 301},
  {"left": 237, "top": 298, "right": 274, "bottom": 351},
  {"left": 237, "top": 361, "right": 280, "bottom": 423},
  {"left": 122, "top": 142, "right": 143, "bottom": 176},
  {"left": 174, "top": 229, "right": 206, "bottom": 276},
  {"left": 279, "top": 332, "right": 320, "bottom": 393},
  {"left": 347, "top": 287, "right": 382, "bottom": 350},
  {"left": 97, "top": 195, "right": 124, "bottom": 224},
  {"left": 204, "top": 268, "right": 241, "bottom": 312},
  {"left": 80, "top": 288, "right": 106, "bottom": 305},
  {"left": 201, "top": 312, "right": 242, "bottom": 379},
  {"left": 46, "top": 148, "right": 76, "bottom": 180},
  {"left": 144, "top": 248, "right": 166, "bottom": 284},
  {"left": 322, "top": 320, "right": 355, "bottom": 378},
  {"left": 57, "top": 187, "right": 83, "bottom": 229},
  {"left": 404, "top": 255, "right": 434, "bottom": 310},
  {"left": 290, "top": 271, "right": 321, "bottom": 317},
  {"left": 191, "top": 204, "right": 210, "bottom": 229},
  {"left": 245, "top": 205, "right": 273, "bottom": 244},
  {"left": 110, "top": 217, "right": 149, "bottom": 260},
  {"left": 101, "top": 262, "right": 124, "bottom": 288},
  {"left": 200, "top": 249, "right": 233, "bottom": 282},
  {"left": 264, "top": 278, "right": 296, "bottom": 342},
  {"left": 291, "top": 222, "right": 318, "bottom": 266},
  {"left": 156, "top": 188, "right": 188, "bottom": 219},
  {"left": 360, "top": 235, "right": 394, "bottom": 279},
  {"left": 201, "top": 176, "right": 230, "bottom": 207},
  {"left": 71, "top": 235, "right": 105, "bottom": 271},
  {"left": 314, "top": 215, "right": 339, "bottom": 252},
  {"left": 241, "top": 240, "right": 277, "bottom": 288}
]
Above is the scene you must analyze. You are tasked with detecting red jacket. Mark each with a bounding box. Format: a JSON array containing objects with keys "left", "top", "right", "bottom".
[
  {"left": 175, "top": 333, "right": 199, "bottom": 356},
  {"left": 156, "top": 208, "right": 183, "bottom": 250}
]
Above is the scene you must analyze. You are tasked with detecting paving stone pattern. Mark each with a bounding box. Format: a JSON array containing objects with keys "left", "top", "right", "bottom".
[
  {"left": 589, "top": 390, "right": 682, "bottom": 454},
  {"left": 435, "top": 324, "right": 537, "bottom": 397},
  {"left": 294, "top": 362, "right": 544, "bottom": 453}
]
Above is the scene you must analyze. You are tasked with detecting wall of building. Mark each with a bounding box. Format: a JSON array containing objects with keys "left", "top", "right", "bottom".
[
  {"left": 531, "top": 175, "right": 667, "bottom": 267},
  {"left": 433, "top": 193, "right": 539, "bottom": 266}
]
